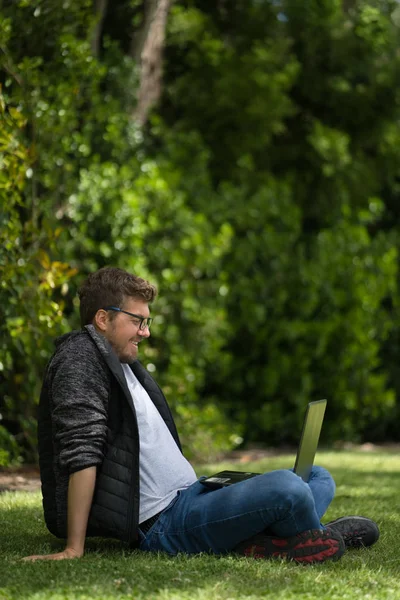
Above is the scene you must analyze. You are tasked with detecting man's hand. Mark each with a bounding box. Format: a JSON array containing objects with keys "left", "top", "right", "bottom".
[{"left": 22, "top": 547, "right": 82, "bottom": 561}]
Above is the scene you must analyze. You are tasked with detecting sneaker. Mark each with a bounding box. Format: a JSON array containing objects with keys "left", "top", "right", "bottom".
[
  {"left": 234, "top": 528, "right": 345, "bottom": 564},
  {"left": 324, "top": 516, "right": 380, "bottom": 549}
]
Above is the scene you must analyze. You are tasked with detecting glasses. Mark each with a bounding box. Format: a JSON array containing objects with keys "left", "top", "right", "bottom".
[{"left": 103, "top": 306, "right": 153, "bottom": 331}]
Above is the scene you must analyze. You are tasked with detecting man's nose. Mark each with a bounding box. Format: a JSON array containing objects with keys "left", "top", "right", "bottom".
[{"left": 139, "top": 326, "right": 151, "bottom": 338}]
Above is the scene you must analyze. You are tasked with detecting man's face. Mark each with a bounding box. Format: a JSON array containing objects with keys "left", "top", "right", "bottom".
[{"left": 101, "top": 297, "right": 151, "bottom": 363}]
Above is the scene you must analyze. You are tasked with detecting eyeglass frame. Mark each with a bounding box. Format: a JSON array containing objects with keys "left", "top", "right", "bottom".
[{"left": 102, "top": 306, "right": 153, "bottom": 330}]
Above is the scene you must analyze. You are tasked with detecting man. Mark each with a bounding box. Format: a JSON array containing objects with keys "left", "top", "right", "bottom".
[{"left": 24, "top": 267, "right": 379, "bottom": 564}]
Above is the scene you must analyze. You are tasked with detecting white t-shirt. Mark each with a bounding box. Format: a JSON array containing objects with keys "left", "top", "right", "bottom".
[{"left": 121, "top": 364, "right": 197, "bottom": 523}]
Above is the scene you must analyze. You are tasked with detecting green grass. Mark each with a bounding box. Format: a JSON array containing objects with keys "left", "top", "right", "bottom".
[{"left": 1, "top": 450, "right": 400, "bottom": 600}]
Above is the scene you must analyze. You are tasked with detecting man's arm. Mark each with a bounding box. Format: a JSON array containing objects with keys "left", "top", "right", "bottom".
[
  {"left": 23, "top": 466, "right": 96, "bottom": 561},
  {"left": 24, "top": 337, "right": 109, "bottom": 562}
]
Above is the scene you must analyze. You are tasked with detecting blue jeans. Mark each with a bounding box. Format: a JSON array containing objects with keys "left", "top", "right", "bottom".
[{"left": 139, "top": 466, "right": 335, "bottom": 555}]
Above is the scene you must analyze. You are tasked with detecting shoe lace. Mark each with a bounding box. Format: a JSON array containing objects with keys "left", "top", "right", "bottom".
[{"left": 342, "top": 531, "right": 365, "bottom": 547}]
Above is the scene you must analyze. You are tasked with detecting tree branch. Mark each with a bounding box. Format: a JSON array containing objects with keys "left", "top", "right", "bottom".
[{"left": 0, "top": 46, "right": 23, "bottom": 87}]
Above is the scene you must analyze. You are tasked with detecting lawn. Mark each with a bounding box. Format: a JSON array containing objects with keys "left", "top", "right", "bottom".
[{"left": 1, "top": 449, "right": 399, "bottom": 600}]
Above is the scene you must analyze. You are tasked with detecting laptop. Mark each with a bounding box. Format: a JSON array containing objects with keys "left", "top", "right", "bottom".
[{"left": 200, "top": 399, "right": 327, "bottom": 489}]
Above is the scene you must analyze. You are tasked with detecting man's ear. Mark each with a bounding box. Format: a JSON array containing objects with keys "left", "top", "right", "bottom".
[{"left": 93, "top": 309, "right": 108, "bottom": 332}]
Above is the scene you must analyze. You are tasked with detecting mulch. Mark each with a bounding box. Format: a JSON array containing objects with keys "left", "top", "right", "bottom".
[{"left": 0, "top": 466, "right": 41, "bottom": 493}]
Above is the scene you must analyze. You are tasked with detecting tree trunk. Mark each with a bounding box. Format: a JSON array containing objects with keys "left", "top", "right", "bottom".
[
  {"left": 131, "top": 0, "right": 172, "bottom": 126},
  {"left": 91, "top": 0, "right": 108, "bottom": 58},
  {"left": 342, "top": 0, "right": 355, "bottom": 13}
]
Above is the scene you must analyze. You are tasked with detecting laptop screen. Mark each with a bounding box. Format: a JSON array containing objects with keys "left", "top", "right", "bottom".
[{"left": 293, "top": 399, "right": 327, "bottom": 482}]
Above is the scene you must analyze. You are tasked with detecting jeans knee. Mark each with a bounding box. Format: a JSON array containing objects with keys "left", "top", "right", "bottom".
[{"left": 262, "top": 469, "right": 314, "bottom": 510}]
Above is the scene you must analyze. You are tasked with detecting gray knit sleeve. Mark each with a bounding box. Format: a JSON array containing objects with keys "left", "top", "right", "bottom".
[{"left": 50, "top": 339, "right": 110, "bottom": 473}]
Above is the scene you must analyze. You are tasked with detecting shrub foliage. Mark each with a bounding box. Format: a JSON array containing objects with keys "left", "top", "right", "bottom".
[{"left": 1, "top": 0, "right": 400, "bottom": 463}]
